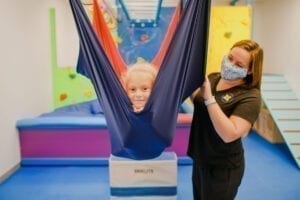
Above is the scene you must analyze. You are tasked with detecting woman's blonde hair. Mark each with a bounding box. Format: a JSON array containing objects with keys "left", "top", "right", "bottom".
[{"left": 231, "top": 39, "right": 264, "bottom": 89}]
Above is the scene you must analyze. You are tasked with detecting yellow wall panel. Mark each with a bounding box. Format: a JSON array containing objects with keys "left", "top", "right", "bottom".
[{"left": 206, "top": 6, "right": 252, "bottom": 75}]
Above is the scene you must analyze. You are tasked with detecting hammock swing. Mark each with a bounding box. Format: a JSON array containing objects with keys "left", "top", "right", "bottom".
[{"left": 69, "top": 0, "right": 210, "bottom": 160}]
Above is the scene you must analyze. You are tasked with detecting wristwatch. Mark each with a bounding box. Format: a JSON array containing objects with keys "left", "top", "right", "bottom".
[{"left": 204, "top": 96, "right": 216, "bottom": 106}]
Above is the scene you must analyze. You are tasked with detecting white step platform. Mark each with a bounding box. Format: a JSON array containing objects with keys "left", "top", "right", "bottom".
[{"left": 109, "top": 152, "right": 177, "bottom": 199}]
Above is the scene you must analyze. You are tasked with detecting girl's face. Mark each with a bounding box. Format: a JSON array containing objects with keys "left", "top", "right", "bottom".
[{"left": 126, "top": 72, "right": 154, "bottom": 112}]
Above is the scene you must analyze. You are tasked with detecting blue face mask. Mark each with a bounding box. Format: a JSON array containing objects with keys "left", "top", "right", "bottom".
[{"left": 221, "top": 55, "right": 248, "bottom": 81}]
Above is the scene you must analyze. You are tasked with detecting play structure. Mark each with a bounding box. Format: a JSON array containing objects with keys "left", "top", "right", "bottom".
[{"left": 255, "top": 74, "right": 300, "bottom": 168}]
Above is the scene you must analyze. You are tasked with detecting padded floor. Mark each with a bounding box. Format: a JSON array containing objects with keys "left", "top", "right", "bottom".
[{"left": 1, "top": 131, "right": 300, "bottom": 200}]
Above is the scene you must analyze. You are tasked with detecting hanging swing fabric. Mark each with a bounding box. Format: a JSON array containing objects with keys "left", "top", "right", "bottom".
[
  {"left": 69, "top": 0, "right": 210, "bottom": 160},
  {"left": 82, "top": 0, "right": 181, "bottom": 76},
  {"left": 92, "top": 0, "right": 127, "bottom": 77}
]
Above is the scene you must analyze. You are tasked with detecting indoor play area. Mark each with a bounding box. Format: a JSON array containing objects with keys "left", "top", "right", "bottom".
[{"left": 0, "top": 0, "right": 300, "bottom": 199}]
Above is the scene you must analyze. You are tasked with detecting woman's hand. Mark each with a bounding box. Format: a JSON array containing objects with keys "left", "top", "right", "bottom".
[{"left": 201, "top": 77, "right": 213, "bottom": 100}]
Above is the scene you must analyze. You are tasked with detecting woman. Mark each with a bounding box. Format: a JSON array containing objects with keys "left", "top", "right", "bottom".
[{"left": 188, "top": 39, "right": 263, "bottom": 200}]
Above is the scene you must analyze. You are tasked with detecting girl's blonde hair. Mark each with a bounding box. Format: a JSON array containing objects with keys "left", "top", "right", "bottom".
[{"left": 122, "top": 62, "right": 158, "bottom": 88}]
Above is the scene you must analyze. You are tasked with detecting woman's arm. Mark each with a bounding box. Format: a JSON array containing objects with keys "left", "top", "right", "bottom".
[{"left": 201, "top": 77, "right": 251, "bottom": 143}]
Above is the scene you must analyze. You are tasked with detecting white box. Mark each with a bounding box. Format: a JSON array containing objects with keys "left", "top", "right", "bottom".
[{"left": 109, "top": 152, "right": 177, "bottom": 199}]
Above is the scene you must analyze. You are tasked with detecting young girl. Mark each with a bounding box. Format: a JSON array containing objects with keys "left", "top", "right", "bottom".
[{"left": 122, "top": 62, "right": 158, "bottom": 112}]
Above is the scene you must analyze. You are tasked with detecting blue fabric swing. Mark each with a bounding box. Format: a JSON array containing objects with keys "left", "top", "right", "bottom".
[{"left": 69, "top": 0, "right": 210, "bottom": 160}]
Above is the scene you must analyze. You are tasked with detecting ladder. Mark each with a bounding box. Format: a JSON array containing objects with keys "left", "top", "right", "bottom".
[
  {"left": 261, "top": 74, "right": 300, "bottom": 168},
  {"left": 118, "top": 0, "right": 163, "bottom": 27}
]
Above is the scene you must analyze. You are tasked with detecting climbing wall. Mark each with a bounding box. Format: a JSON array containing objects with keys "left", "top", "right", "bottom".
[{"left": 206, "top": 6, "right": 251, "bottom": 74}]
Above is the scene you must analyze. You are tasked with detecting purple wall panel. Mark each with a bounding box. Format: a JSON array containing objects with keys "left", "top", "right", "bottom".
[
  {"left": 20, "top": 129, "right": 111, "bottom": 157},
  {"left": 19, "top": 125, "right": 191, "bottom": 158}
]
